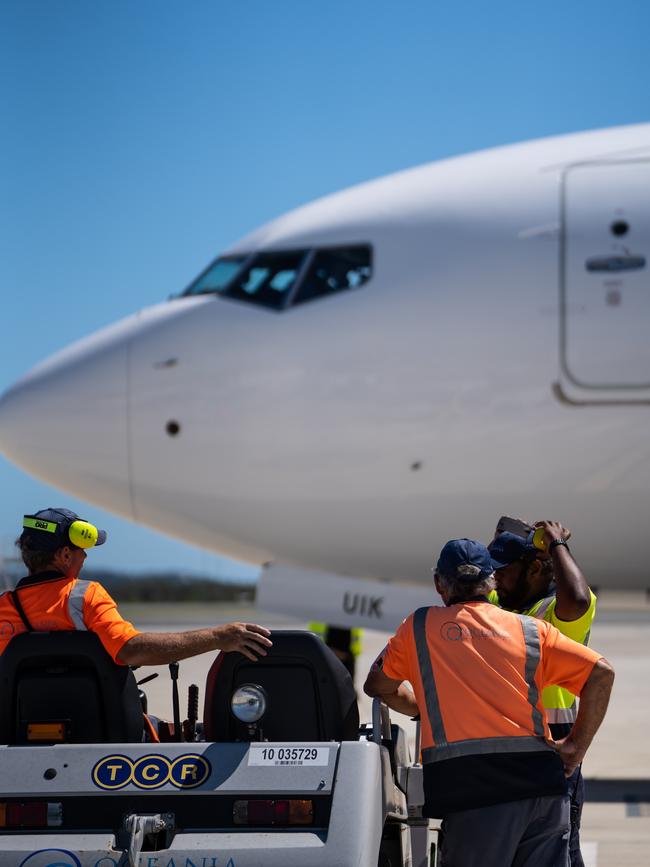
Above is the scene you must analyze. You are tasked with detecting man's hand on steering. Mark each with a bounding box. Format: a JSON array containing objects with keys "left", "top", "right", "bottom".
[{"left": 216, "top": 622, "right": 273, "bottom": 660}]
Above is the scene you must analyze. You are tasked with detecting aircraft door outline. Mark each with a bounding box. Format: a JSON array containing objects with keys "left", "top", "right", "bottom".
[{"left": 558, "top": 158, "right": 650, "bottom": 404}]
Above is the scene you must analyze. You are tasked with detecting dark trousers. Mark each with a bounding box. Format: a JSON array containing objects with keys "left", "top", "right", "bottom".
[
  {"left": 550, "top": 723, "right": 584, "bottom": 866},
  {"left": 567, "top": 765, "right": 585, "bottom": 867},
  {"left": 439, "top": 794, "right": 570, "bottom": 867}
]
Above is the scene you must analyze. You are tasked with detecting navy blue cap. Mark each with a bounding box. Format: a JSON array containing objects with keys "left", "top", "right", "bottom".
[
  {"left": 488, "top": 531, "right": 535, "bottom": 569},
  {"left": 20, "top": 508, "right": 107, "bottom": 551},
  {"left": 436, "top": 539, "right": 498, "bottom": 582}
]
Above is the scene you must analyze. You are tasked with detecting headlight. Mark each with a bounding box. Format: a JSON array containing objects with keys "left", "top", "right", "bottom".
[{"left": 231, "top": 684, "right": 268, "bottom": 723}]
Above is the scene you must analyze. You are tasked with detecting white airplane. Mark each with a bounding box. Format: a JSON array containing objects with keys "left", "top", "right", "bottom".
[{"left": 1, "top": 124, "right": 649, "bottom": 629}]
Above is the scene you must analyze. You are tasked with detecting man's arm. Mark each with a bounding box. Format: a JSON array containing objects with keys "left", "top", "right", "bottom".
[
  {"left": 363, "top": 669, "right": 419, "bottom": 717},
  {"left": 553, "top": 657, "right": 615, "bottom": 776},
  {"left": 117, "top": 622, "right": 272, "bottom": 666},
  {"left": 536, "top": 520, "right": 591, "bottom": 620}
]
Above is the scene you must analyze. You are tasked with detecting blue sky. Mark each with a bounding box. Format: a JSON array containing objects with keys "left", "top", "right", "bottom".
[{"left": 0, "top": 0, "right": 648, "bottom": 577}]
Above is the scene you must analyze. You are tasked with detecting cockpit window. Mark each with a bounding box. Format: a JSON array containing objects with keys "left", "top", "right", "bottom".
[
  {"left": 223, "top": 251, "right": 307, "bottom": 310},
  {"left": 181, "top": 244, "right": 372, "bottom": 310},
  {"left": 292, "top": 246, "right": 372, "bottom": 307},
  {"left": 184, "top": 256, "right": 246, "bottom": 296}
]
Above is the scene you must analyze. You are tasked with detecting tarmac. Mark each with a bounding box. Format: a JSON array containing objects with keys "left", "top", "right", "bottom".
[{"left": 124, "top": 591, "right": 650, "bottom": 867}]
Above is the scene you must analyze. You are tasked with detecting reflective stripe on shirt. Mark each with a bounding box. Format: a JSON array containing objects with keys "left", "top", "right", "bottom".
[
  {"left": 422, "top": 734, "right": 551, "bottom": 764},
  {"left": 67, "top": 579, "right": 90, "bottom": 631},
  {"left": 516, "top": 614, "right": 545, "bottom": 738},
  {"left": 527, "top": 594, "right": 555, "bottom": 620},
  {"left": 546, "top": 705, "right": 577, "bottom": 724},
  {"left": 413, "top": 607, "right": 447, "bottom": 747}
]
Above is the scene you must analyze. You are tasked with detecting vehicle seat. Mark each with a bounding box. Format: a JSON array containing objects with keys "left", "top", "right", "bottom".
[
  {"left": 0, "top": 631, "right": 143, "bottom": 744},
  {"left": 203, "top": 630, "right": 359, "bottom": 742}
]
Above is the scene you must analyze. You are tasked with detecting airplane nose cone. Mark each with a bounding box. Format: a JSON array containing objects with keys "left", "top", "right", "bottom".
[{"left": 0, "top": 327, "right": 133, "bottom": 517}]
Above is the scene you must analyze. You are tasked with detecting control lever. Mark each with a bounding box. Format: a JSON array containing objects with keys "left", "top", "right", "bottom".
[
  {"left": 169, "top": 661, "right": 181, "bottom": 741},
  {"left": 184, "top": 683, "right": 199, "bottom": 742},
  {"left": 136, "top": 673, "right": 159, "bottom": 714}
]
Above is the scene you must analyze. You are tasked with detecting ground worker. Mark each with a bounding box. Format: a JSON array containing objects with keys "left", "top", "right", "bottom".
[
  {"left": 309, "top": 621, "right": 362, "bottom": 680},
  {"left": 0, "top": 508, "right": 272, "bottom": 668},
  {"left": 488, "top": 518, "right": 596, "bottom": 867},
  {"left": 364, "top": 539, "right": 614, "bottom": 867}
]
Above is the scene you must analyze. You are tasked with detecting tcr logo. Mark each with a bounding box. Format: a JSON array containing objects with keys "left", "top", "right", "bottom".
[{"left": 92, "top": 754, "right": 211, "bottom": 790}]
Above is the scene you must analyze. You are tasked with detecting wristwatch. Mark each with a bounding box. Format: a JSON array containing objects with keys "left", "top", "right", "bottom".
[{"left": 549, "top": 538, "right": 570, "bottom": 552}]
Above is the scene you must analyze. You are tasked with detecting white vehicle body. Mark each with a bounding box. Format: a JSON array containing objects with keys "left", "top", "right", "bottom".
[
  {"left": 0, "top": 124, "right": 649, "bottom": 615},
  {"left": 0, "top": 630, "right": 421, "bottom": 865}
]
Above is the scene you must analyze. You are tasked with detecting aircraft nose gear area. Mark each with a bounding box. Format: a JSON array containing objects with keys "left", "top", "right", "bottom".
[{"left": 0, "top": 631, "right": 430, "bottom": 867}]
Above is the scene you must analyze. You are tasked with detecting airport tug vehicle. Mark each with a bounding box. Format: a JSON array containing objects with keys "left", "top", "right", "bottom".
[{"left": 0, "top": 631, "right": 432, "bottom": 866}]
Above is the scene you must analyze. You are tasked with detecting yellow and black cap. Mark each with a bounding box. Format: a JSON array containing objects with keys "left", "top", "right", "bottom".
[{"left": 21, "top": 508, "right": 107, "bottom": 551}]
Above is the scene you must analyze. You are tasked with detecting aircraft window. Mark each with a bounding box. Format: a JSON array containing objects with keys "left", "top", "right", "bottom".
[
  {"left": 184, "top": 257, "right": 247, "bottom": 296},
  {"left": 223, "top": 251, "right": 307, "bottom": 310},
  {"left": 183, "top": 245, "right": 372, "bottom": 310},
  {"left": 291, "top": 246, "right": 372, "bottom": 307}
]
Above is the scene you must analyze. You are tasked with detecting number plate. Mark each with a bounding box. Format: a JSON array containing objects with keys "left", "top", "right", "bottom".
[{"left": 248, "top": 746, "right": 330, "bottom": 766}]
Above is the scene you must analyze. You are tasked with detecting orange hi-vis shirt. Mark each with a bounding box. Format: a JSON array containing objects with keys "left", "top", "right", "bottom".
[
  {"left": 0, "top": 571, "right": 139, "bottom": 663},
  {"left": 384, "top": 601, "right": 601, "bottom": 756},
  {"left": 382, "top": 600, "right": 602, "bottom": 815}
]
